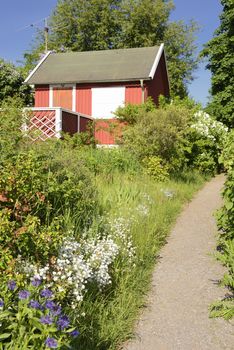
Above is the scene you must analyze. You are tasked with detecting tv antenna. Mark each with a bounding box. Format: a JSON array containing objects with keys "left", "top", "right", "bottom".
[{"left": 16, "top": 17, "right": 49, "bottom": 52}]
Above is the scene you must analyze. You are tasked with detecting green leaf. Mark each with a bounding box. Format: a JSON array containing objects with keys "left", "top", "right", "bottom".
[{"left": 0, "top": 333, "right": 11, "bottom": 340}]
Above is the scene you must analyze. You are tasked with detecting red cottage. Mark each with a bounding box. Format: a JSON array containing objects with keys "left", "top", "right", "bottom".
[{"left": 25, "top": 45, "right": 169, "bottom": 145}]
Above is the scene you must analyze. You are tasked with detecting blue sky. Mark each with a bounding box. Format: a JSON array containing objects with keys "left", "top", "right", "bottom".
[{"left": 0, "top": 0, "right": 222, "bottom": 105}]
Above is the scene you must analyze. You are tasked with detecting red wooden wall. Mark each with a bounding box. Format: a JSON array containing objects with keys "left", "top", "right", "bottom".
[
  {"left": 76, "top": 88, "right": 92, "bottom": 115},
  {"left": 34, "top": 85, "right": 49, "bottom": 107},
  {"left": 147, "top": 52, "right": 169, "bottom": 105}
]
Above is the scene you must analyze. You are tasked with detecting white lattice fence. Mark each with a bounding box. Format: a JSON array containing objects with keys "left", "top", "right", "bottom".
[{"left": 27, "top": 110, "right": 57, "bottom": 141}]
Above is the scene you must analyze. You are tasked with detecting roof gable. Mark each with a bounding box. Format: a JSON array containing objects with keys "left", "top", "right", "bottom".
[{"left": 25, "top": 45, "right": 166, "bottom": 85}]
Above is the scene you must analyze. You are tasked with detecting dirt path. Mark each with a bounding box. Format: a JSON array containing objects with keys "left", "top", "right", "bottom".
[{"left": 123, "top": 175, "right": 234, "bottom": 350}]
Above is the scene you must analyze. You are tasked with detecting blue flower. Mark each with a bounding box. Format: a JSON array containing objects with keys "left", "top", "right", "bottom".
[
  {"left": 0, "top": 299, "right": 4, "bottom": 308},
  {"left": 7, "top": 280, "right": 16, "bottom": 291},
  {"left": 57, "top": 315, "right": 70, "bottom": 330},
  {"left": 45, "top": 337, "right": 58, "bottom": 348},
  {"left": 70, "top": 329, "right": 80, "bottom": 338},
  {"left": 50, "top": 304, "right": 62, "bottom": 317},
  {"left": 45, "top": 300, "right": 62, "bottom": 316},
  {"left": 29, "top": 300, "right": 42, "bottom": 310},
  {"left": 45, "top": 300, "right": 56, "bottom": 310},
  {"left": 40, "top": 315, "right": 53, "bottom": 325},
  {"left": 31, "top": 277, "right": 42, "bottom": 287},
  {"left": 40, "top": 289, "right": 53, "bottom": 298},
  {"left": 18, "top": 290, "right": 30, "bottom": 300}
]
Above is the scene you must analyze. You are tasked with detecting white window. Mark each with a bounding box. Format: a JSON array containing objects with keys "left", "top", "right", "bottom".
[{"left": 92, "top": 87, "right": 125, "bottom": 119}]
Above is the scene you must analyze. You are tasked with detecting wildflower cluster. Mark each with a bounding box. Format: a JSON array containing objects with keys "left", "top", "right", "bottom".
[
  {"left": 17, "top": 234, "right": 121, "bottom": 306},
  {"left": 160, "top": 188, "right": 175, "bottom": 199},
  {"left": 0, "top": 279, "right": 79, "bottom": 349},
  {"left": 109, "top": 217, "right": 135, "bottom": 262}
]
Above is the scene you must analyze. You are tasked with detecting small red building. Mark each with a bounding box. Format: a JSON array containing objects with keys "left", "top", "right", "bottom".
[{"left": 25, "top": 44, "right": 169, "bottom": 145}]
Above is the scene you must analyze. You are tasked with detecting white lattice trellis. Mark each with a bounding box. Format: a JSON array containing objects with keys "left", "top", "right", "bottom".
[{"left": 25, "top": 110, "right": 60, "bottom": 141}]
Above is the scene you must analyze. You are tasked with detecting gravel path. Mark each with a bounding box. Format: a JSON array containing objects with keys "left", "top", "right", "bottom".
[{"left": 123, "top": 175, "right": 234, "bottom": 350}]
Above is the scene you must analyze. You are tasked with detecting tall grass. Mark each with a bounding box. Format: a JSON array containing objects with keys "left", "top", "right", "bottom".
[{"left": 73, "top": 171, "right": 205, "bottom": 349}]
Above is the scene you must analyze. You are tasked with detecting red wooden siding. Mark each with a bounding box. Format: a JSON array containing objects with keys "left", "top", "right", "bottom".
[
  {"left": 35, "top": 85, "right": 49, "bottom": 107},
  {"left": 53, "top": 87, "right": 73, "bottom": 110},
  {"left": 147, "top": 52, "right": 169, "bottom": 105},
  {"left": 80, "top": 116, "right": 92, "bottom": 133},
  {"left": 62, "top": 111, "right": 78, "bottom": 135},
  {"left": 125, "top": 86, "right": 142, "bottom": 104},
  {"left": 95, "top": 119, "right": 125, "bottom": 145},
  {"left": 76, "top": 87, "right": 92, "bottom": 115}
]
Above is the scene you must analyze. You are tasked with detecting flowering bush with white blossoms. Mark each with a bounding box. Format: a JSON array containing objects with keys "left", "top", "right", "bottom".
[
  {"left": 16, "top": 217, "right": 136, "bottom": 309},
  {"left": 191, "top": 111, "right": 228, "bottom": 144}
]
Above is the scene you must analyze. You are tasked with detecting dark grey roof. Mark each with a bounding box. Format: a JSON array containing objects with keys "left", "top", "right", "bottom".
[{"left": 25, "top": 46, "right": 162, "bottom": 85}]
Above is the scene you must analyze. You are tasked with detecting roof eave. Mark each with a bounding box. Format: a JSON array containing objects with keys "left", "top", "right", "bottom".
[
  {"left": 28, "top": 77, "right": 152, "bottom": 85},
  {"left": 149, "top": 43, "right": 164, "bottom": 79},
  {"left": 24, "top": 51, "right": 52, "bottom": 84}
]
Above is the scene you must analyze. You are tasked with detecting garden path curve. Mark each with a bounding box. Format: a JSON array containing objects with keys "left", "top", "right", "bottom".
[{"left": 123, "top": 175, "right": 234, "bottom": 350}]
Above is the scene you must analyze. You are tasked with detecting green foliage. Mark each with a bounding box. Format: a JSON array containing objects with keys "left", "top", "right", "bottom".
[
  {"left": 76, "top": 147, "right": 141, "bottom": 177},
  {"left": 219, "top": 129, "right": 234, "bottom": 171},
  {"left": 202, "top": 0, "right": 234, "bottom": 127},
  {"left": 0, "top": 98, "right": 33, "bottom": 163},
  {"left": 0, "top": 280, "right": 78, "bottom": 349},
  {"left": 121, "top": 103, "right": 192, "bottom": 170},
  {"left": 24, "top": 0, "right": 199, "bottom": 97},
  {"left": 184, "top": 111, "right": 228, "bottom": 175},
  {"left": 142, "top": 156, "right": 169, "bottom": 181},
  {"left": 0, "top": 59, "right": 32, "bottom": 105},
  {"left": 118, "top": 100, "right": 228, "bottom": 175},
  {"left": 211, "top": 133, "right": 234, "bottom": 319},
  {"left": 115, "top": 98, "right": 156, "bottom": 125}
]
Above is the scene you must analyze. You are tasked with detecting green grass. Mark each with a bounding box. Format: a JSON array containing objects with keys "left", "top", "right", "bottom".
[{"left": 74, "top": 171, "right": 206, "bottom": 350}]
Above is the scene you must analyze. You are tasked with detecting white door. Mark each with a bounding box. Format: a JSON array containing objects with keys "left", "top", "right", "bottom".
[{"left": 92, "top": 87, "right": 125, "bottom": 119}]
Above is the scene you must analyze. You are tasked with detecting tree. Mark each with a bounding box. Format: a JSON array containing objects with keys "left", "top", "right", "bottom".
[
  {"left": 23, "top": 0, "right": 199, "bottom": 98},
  {"left": 202, "top": 0, "right": 234, "bottom": 128},
  {"left": 0, "top": 59, "right": 33, "bottom": 105}
]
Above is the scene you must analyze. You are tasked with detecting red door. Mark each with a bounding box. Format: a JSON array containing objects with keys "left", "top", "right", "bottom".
[{"left": 53, "top": 87, "right": 73, "bottom": 110}]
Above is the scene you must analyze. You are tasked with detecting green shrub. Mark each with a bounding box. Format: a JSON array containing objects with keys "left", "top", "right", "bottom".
[
  {"left": 115, "top": 98, "right": 156, "bottom": 125},
  {"left": 142, "top": 156, "right": 169, "bottom": 181},
  {"left": 184, "top": 111, "right": 228, "bottom": 174},
  {"left": 219, "top": 130, "right": 234, "bottom": 172},
  {"left": 0, "top": 98, "right": 25, "bottom": 163},
  {"left": 211, "top": 132, "right": 234, "bottom": 319},
  {"left": 122, "top": 104, "right": 191, "bottom": 171}
]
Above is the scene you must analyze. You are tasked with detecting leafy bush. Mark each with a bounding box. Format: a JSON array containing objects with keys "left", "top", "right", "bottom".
[
  {"left": 142, "top": 156, "right": 169, "bottom": 181},
  {"left": 210, "top": 131, "right": 234, "bottom": 319},
  {"left": 115, "top": 98, "right": 156, "bottom": 125},
  {"left": 0, "top": 147, "right": 98, "bottom": 275},
  {"left": 0, "top": 98, "right": 26, "bottom": 163},
  {"left": 0, "top": 59, "right": 32, "bottom": 105},
  {"left": 121, "top": 103, "right": 191, "bottom": 171}
]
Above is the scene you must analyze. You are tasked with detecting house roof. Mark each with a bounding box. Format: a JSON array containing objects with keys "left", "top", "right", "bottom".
[{"left": 25, "top": 45, "right": 165, "bottom": 85}]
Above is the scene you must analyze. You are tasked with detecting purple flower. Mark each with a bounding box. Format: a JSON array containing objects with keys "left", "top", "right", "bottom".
[
  {"left": 18, "top": 290, "right": 30, "bottom": 300},
  {"left": 0, "top": 299, "right": 4, "bottom": 308},
  {"left": 7, "top": 280, "right": 16, "bottom": 291},
  {"left": 45, "top": 337, "right": 58, "bottom": 348},
  {"left": 57, "top": 315, "right": 70, "bottom": 330},
  {"left": 70, "top": 329, "right": 80, "bottom": 337},
  {"left": 50, "top": 304, "right": 62, "bottom": 317},
  {"left": 45, "top": 300, "right": 56, "bottom": 310},
  {"left": 29, "top": 300, "right": 42, "bottom": 310},
  {"left": 31, "top": 277, "right": 42, "bottom": 287},
  {"left": 40, "top": 315, "right": 53, "bottom": 325},
  {"left": 40, "top": 289, "right": 53, "bottom": 298},
  {"left": 45, "top": 301, "right": 62, "bottom": 316}
]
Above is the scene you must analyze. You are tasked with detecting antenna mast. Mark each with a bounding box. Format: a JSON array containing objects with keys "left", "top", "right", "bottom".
[{"left": 44, "top": 18, "right": 49, "bottom": 52}]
